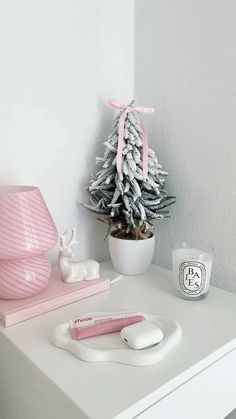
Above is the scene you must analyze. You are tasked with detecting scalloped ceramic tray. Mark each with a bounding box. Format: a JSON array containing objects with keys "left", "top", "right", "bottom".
[{"left": 52, "top": 312, "right": 182, "bottom": 366}]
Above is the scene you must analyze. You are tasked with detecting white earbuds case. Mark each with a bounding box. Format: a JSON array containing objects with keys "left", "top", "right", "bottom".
[{"left": 120, "top": 320, "right": 163, "bottom": 350}]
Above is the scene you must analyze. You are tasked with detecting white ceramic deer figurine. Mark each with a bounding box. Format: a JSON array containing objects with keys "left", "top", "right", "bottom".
[{"left": 58, "top": 228, "right": 100, "bottom": 283}]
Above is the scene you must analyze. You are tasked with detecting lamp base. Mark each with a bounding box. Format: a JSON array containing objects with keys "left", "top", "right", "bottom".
[{"left": 0, "top": 255, "right": 51, "bottom": 300}]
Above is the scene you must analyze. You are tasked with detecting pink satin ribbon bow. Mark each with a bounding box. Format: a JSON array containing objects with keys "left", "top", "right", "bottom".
[{"left": 108, "top": 100, "right": 155, "bottom": 180}]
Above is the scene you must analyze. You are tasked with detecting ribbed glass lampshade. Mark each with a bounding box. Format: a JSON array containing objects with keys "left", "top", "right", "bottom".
[
  {"left": 0, "top": 186, "right": 58, "bottom": 260},
  {"left": 0, "top": 186, "right": 58, "bottom": 299}
]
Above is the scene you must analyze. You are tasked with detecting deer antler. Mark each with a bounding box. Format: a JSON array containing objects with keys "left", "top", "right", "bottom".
[
  {"left": 60, "top": 228, "right": 78, "bottom": 247},
  {"left": 60, "top": 231, "right": 68, "bottom": 247},
  {"left": 67, "top": 227, "right": 78, "bottom": 246}
]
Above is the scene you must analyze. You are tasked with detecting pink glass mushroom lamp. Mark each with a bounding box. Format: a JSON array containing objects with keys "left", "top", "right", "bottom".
[{"left": 0, "top": 186, "right": 58, "bottom": 299}]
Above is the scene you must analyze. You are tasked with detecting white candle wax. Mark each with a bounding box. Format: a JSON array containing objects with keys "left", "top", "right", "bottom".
[{"left": 172, "top": 247, "right": 213, "bottom": 298}]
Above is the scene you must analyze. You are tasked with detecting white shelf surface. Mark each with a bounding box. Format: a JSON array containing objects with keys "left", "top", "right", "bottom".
[{"left": 1, "top": 262, "right": 236, "bottom": 419}]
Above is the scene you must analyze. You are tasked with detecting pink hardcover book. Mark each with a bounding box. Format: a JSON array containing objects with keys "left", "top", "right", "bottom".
[{"left": 0, "top": 267, "right": 110, "bottom": 327}]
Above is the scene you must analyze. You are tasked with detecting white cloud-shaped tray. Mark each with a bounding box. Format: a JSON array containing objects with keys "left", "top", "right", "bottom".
[{"left": 52, "top": 312, "right": 182, "bottom": 366}]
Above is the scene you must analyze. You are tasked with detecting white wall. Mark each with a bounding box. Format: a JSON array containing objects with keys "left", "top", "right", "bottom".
[
  {"left": 135, "top": 0, "right": 236, "bottom": 291},
  {"left": 0, "top": 0, "right": 134, "bottom": 262}
]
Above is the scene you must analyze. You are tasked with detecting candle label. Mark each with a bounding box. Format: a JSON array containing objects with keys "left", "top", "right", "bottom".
[{"left": 179, "top": 261, "right": 206, "bottom": 296}]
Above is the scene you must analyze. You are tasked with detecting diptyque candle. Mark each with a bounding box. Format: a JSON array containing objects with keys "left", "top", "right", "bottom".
[{"left": 172, "top": 245, "right": 213, "bottom": 300}]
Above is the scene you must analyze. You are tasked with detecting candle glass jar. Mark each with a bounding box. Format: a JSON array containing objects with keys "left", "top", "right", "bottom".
[{"left": 172, "top": 243, "right": 213, "bottom": 300}]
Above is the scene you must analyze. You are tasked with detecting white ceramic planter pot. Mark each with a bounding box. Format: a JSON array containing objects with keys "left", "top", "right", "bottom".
[{"left": 109, "top": 233, "right": 155, "bottom": 275}]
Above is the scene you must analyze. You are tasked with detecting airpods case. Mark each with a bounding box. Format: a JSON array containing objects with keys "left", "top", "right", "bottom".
[{"left": 120, "top": 320, "right": 163, "bottom": 350}]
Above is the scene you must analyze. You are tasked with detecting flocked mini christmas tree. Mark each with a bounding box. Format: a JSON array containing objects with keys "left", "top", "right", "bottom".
[{"left": 83, "top": 100, "right": 175, "bottom": 239}]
